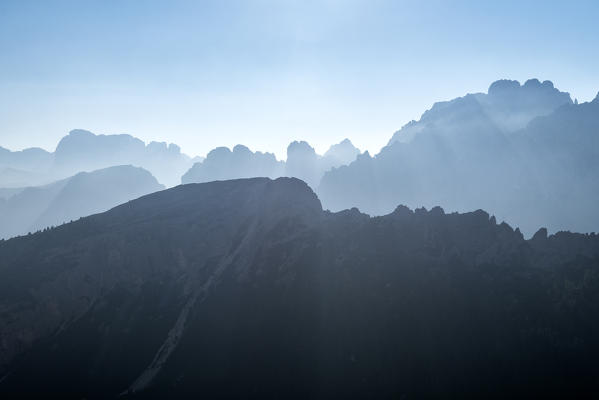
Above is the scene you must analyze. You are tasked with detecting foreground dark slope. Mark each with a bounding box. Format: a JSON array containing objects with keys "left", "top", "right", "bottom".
[{"left": 1, "top": 178, "right": 599, "bottom": 398}]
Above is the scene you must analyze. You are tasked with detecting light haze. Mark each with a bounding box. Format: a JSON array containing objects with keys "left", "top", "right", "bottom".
[{"left": 1, "top": 0, "right": 598, "bottom": 158}]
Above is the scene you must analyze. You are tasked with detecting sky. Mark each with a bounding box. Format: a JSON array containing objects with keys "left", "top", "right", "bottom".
[{"left": 0, "top": 0, "right": 598, "bottom": 159}]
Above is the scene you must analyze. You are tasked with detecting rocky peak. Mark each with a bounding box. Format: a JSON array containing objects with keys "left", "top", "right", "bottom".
[
  {"left": 532, "top": 227, "right": 548, "bottom": 241},
  {"left": 488, "top": 79, "right": 521, "bottom": 94},
  {"left": 287, "top": 140, "right": 317, "bottom": 158}
]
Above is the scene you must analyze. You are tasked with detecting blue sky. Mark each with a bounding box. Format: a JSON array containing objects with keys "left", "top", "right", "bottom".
[{"left": 1, "top": 0, "right": 598, "bottom": 158}]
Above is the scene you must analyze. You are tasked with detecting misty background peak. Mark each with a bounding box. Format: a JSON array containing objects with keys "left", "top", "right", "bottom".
[{"left": 1, "top": 77, "right": 598, "bottom": 239}]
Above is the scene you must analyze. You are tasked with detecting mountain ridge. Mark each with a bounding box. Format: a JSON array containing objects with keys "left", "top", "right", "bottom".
[
  {"left": 0, "top": 130, "right": 198, "bottom": 188},
  {"left": 1, "top": 177, "right": 598, "bottom": 397},
  {"left": 318, "top": 79, "right": 597, "bottom": 236},
  {"left": 0, "top": 165, "right": 164, "bottom": 239},
  {"left": 181, "top": 138, "right": 360, "bottom": 187}
]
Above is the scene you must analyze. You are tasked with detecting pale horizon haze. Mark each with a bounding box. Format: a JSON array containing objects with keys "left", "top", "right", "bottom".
[{"left": 1, "top": 0, "right": 598, "bottom": 159}]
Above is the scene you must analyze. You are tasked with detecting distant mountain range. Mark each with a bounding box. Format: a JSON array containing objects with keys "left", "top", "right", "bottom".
[
  {"left": 166, "top": 78, "right": 599, "bottom": 236},
  {"left": 0, "top": 130, "right": 199, "bottom": 187},
  {"left": 1, "top": 129, "right": 361, "bottom": 191},
  {"left": 181, "top": 138, "right": 360, "bottom": 187},
  {"left": 1, "top": 78, "right": 598, "bottom": 236},
  {"left": 387, "top": 78, "right": 573, "bottom": 145},
  {"left": 1, "top": 177, "right": 598, "bottom": 397},
  {"left": 319, "top": 79, "right": 599, "bottom": 236},
  {"left": 0, "top": 165, "right": 163, "bottom": 239},
  {"left": 0, "top": 132, "right": 360, "bottom": 240}
]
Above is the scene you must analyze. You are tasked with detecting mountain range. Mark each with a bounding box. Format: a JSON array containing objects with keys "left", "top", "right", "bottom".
[
  {"left": 0, "top": 177, "right": 598, "bottom": 397},
  {"left": 181, "top": 138, "right": 360, "bottom": 187},
  {"left": 0, "top": 130, "right": 199, "bottom": 188},
  {"left": 0, "top": 165, "right": 163, "bottom": 239},
  {"left": 0, "top": 132, "right": 361, "bottom": 241},
  {"left": 318, "top": 79, "right": 599, "bottom": 236},
  {"left": 1, "top": 79, "right": 597, "bottom": 237}
]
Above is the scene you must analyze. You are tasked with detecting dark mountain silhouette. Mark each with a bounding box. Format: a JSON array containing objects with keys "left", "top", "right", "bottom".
[
  {"left": 318, "top": 79, "right": 597, "bottom": 236},
  {"left": 182, "top": 139, "right": 360, "bottom": 187},
  {"left": 0, "top": 165, "right": 163, "bottom": 239},
  {"left": 0, "top": 130, "right": 198, "bottom": 188},
  {"left": 1, "top": 177, "right": 598, "bottom": 398}
]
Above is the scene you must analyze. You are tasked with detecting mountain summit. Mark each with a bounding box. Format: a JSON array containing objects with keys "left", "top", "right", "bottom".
[
  {"left": 388, "top": 78, "right": 572, "bottom": 145},
  {"left": 319, "top": 79, "right": 596, "bottom": 236}
]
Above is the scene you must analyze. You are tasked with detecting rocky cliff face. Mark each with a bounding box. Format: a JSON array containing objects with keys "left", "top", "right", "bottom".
[{"left": 0, "top": 178, "right": 598, "bottom": 398}]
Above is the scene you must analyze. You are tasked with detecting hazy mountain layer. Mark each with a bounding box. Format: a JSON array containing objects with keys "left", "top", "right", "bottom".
[
  {"left": 0, "top": 167, "right": 53, "bottom": 188},
  {"left": 2, "top": 79, "right": 596, "bottom": 237},
  {"left": 318, "top": 80, "right": 598, "bottom": 236},
  {"left": 0, "top": 165, "right": 164, "bottom": 239},
  {"left": 387, "top": 78, "right": 572, "bottom": 145},
  {"left": 0, "top": 188, "right": 24, "bottom": 200},
  {"left": 0, "top": 146, "right": 54, "bottom": 187},
  {"left": 182, "top": 138, "right": 360, "bottom": 187},
  {"left": 181, "top": 145, "right": 284, "bottom": 183},
  {"left": 1, "top": 178, "right": 598, "bottom": 398},
  {"left": 0, "top": 130, "right": 198, "bottom": 188},
  {"left": 0, "top": 146, "right": 53, "bottom": 173}
]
